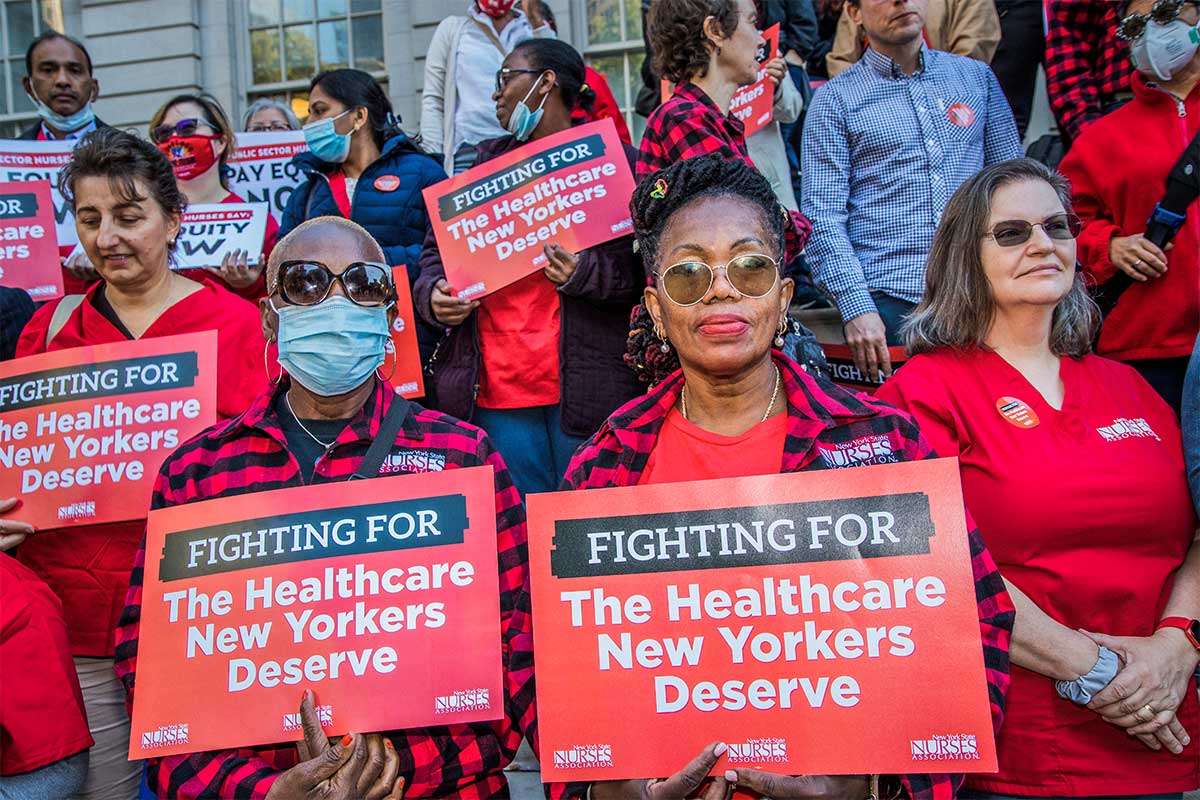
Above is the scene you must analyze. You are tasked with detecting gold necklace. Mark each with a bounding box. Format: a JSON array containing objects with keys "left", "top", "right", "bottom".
[{"left": 681, "top": 365, "right": 782, "bottom": 424}]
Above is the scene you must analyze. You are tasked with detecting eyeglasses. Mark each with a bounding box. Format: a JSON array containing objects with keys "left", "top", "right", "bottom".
[
  {"left": 150, "top": 118, "right": 217, "bottom": 144},
  {"left": 495, "top": 68, "right": 543, "bottom": 93},
  {"left": 1117, "top": 0, "right": 1200, "bottom": 40},
  {"left": 656, "top": 253, "right": 780, "bottom": 306},
  {"left": 247, "top": 122, "right": 293, "bottom": 132},
  {"left": 271, "top": 261, "right": 395, "bottom": 307},
  {"left": 984, "top": 213, "right": 1083, "bottom": 247}
]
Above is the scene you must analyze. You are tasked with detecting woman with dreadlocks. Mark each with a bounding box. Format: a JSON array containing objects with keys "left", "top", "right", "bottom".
[{"left": 558, "top": 154, "right": 1014, "bottom": 800}]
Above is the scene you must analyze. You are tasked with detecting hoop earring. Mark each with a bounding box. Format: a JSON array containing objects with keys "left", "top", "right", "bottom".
[
  {"left": 376, "top": 348, "right": 397, "bottom": 383},
  {"left": 265, "top": 338, "right": 283, "bottom": 385},
  {"left": 654, "top": 325, "right": 670, "bottom": 354},
  {"left": 774, "top": 319, "right": 786, "bottom": 348}
]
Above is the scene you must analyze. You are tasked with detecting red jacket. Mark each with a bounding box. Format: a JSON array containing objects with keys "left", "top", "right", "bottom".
[
  {"left": 1059, "top": 74, "right": 1199, "bottom": 363},
  {"left": 13, "top": 279, "right": 266, "bottom": 656}
]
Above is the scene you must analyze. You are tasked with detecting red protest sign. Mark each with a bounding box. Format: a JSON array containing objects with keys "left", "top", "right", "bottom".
[
  {"left": 0, "top": 332, "right": 218, "bottom": 529},
  {"left": 129, "top": 467, "right": 503, "bottom": 759},
  {"left": 0, "top": 179, "right": 63, "bottom": 301},
  {"left": 423, "top": 119, "right": 635, "bottom": 300},
  {"left": 660, "top": 24, "right": 780, "bottom": 138},
  {"left": 386, "top": 266, "right": 425, "bottom": 399},
  {"left": 528, "top": 459, "right": 997, "bottom": 782}
]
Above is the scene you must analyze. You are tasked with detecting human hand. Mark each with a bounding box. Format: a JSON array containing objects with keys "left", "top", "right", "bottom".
[
  {"left": 1083, "top": 628, "right": 1198, "bottom": 754},
  {"left": 724, "top": 769, "right": 869, "bottom": 799},
  {"left": 0, "top": 497, "right": 33, "bottom": 551},
  {"left": 522, "top": 0, "right": 544, "bottom": 26},
  {"left": 765, "top": 57, "right": 787, "bottom": 88},
  {"left": 430, "top": 279, "right": 480, "bottom": 326},
  {"left": 543, "top": 243, "right": 579, "bottom": 286},
  {"left": 62, "top": 250, "right": 99, "bottom": 285},
  {"left": 1109, "top": 234, "right": 1169, "bottom": 281},
  {"left": 843, "top": 311, "right": 892, "bottom": 381},
  {"left": 590, "top": 742, "right": 731, "bottom": 800},
  {"left": 206, "top": 249, "right": 265, "bottom": 290}
]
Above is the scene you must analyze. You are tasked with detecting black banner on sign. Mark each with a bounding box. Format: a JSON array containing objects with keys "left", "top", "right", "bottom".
[
  {"left": 0, "top": 353, "right": 200, "bottom": 413},
  {"left": 437, "top": 134, "right": 607, "bottom": 221},
  {"left": 158, "top": 494, "right": 471, "bottom": 581},
  {"left": 549, "top": 492, "right": 934, "bottom": 578},
  {"left": 0, "top": 191, "right": 38, "bottom": 218}
]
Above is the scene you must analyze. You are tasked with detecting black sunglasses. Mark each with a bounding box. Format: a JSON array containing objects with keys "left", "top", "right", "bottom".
[
  {"left": 150, "top": 118, "right": 217, "bottom": 144},
  {"left": 495, "top": 68, "right": 543, "bottom": 93},
  {"left": 271, "top": 260, "right": 396, "bottom": 307},
  {"left": 1117, "top": 0, "right": 1200, "bottom": 40},
  {"left": 984, "top": 213, "right": 1083, "bottom": 247}
]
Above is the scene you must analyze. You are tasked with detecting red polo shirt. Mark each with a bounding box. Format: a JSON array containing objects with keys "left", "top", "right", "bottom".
[{"left": 877, "top": 348, "right": 1199, "bottom": 796}]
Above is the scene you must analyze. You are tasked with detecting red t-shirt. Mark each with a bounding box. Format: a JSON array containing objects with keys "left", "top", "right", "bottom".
[
  {"left": 877, "top": 348, "right": 1199, "bottom": 796},
  {"left": 475, "top": 272, "right": 561, "bottom": 409},
  {"left": 0, "top": 554, "right": 93, "bottom": 775},
  {"left": 640, "top": 409, "right": 787, "bottom": 485}
]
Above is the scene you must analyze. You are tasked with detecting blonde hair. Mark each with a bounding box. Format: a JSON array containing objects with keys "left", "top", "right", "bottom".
[
  {"left": 902, "top": 158, "right": 1099, "bottom": 358},
  {"left": 149, "top": 93, "right": 238, "bottom": 190}
]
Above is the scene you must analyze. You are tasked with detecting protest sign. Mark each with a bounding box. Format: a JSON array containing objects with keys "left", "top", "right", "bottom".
[
  {"left": 227, "top": 131, "right": 308, "bottom": 218},
  {"left": 528, "top": 458, "right": 996, "bottom": 781},
  {"left": 660, "top": 24, "right": 779, "bottom": 138},
  {"left": 174, "top": 203, "right": 269, "bottom": 268},
  {"left": 822, "top": 344, "right": 908, "bottom": 394},
  {"left": 0, "top": 179, "right": 63, "bottom": 301},
  {"left": 0, "top": 138, "right": 77, "bottom": 246},
  {"left": 386, "top": 265, "right": 425, "bottom": 399},
  {"left": 129, "top": 466, "right": 503, "bottom": 759},
  {"left": 423, "top": 118, "right": 635, "bottom": 300},
  {"left": 0, "top": 332, "right": 217, "bottom": 529}
]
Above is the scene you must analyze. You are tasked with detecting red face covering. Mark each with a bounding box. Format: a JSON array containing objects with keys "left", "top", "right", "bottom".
[
  {"left": 157, "top": 135, "right": 221, "bottom": 181},
  {"left": 477, "top": 0, "right": 516, "bottom": 18}
]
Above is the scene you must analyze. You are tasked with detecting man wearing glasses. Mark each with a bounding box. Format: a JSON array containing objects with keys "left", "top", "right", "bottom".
[
  {"left": 19, "top": 31, "right": 107, "bottom": 142},
  {"left": 1059, "top": 0, "right": 1200, "bottom": 413}
]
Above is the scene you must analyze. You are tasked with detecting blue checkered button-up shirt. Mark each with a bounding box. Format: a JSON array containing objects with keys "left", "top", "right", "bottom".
[{"left": 801, "top": 46, "right": 1021, "bottom": 323}]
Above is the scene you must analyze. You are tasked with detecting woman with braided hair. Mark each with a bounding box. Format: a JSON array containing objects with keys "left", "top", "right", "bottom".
[{"left": 559, "top": 154, "right": 1015, "bottom": 800}]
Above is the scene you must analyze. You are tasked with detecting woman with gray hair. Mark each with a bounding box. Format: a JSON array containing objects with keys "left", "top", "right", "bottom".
[
  {"left": 877, "top": 157, "right": 1200, "bottom": 798},
  {"left": 243, "top": 97, "right": 301, "bottom": 132}
]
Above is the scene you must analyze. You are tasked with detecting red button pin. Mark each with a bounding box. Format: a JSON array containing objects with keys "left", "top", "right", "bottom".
[{"left": 996, "top": 396, "right": 1040, "bottom": 429}]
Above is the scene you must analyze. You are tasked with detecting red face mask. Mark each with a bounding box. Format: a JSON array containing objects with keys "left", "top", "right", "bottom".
[
  {"left": 477, "top": 0, "right": 515, "bottom": 18},
  {"left": 157, "top": 135, "right": 220, "bottom": 181}
]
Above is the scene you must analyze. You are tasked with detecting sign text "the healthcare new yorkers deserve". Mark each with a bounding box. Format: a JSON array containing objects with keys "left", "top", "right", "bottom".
[
  {"left": 130, "top": 467, "right": 503, "bottom": 759},
  {"left": 528, "top": 458, "right": 997, "bottom": 781},
  {"left": 0, "top": 333, "right": 217, "bottom": 528},
  {"left": 423, "top": 118, "right": 635, "bottom": 299}
]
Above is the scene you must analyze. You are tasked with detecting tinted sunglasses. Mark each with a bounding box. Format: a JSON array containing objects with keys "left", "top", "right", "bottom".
[
  {"left": 150, "top": 118, "right": 217, "bottom": 144},
  {"left": 657, "top": 253, "right": 780, "bottom": 306},
  {"left": 984, "top": 213, "right": 1083, "bottom": 247},
  {"left": 1117, "top": 0, "right": 1199, "bottom": 40},
  {"left": 271, "top": 260, "right": 395, "bottom": 307}
]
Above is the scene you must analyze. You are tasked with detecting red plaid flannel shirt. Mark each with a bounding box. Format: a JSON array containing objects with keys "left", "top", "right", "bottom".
[
  {"left": 113, "top": 378, "right": 538, "bottom": 799},
  {"left": 636, "top": 83, "right": 812, "bottom": 257},
  {"left": 555, "top": 354, "right": 1015, "bottom": 800},
  {"left": 1045, "top": 0, "right": 1133, "bottom": 141}
]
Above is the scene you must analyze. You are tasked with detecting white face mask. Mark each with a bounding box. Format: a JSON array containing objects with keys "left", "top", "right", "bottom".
[{"left": 1131, "top": 18, "right": 1200, "bottom": 81}]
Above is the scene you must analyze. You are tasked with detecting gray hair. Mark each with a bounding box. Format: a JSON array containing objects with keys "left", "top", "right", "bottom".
[
  {"left": 902, "top": 158, "right": 1100, "bottom": 359},
  {"left": 242, "top": 98, "right": 301, "bottom": 131}
]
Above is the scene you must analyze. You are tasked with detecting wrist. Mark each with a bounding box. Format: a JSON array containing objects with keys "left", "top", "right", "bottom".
[
  {"left": 1154, "top": 626, "right": 1200, "bottom": 667},
  {"left": 1055, "top": 644, "right": 1119, "bottom": 705}
]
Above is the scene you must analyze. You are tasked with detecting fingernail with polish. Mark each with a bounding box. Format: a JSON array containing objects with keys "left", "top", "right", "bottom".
[
  {"left": 385, "top": 739, "right": 395, "bottom": 749},
  {"left": 714, "top": 742, "right": 728, "bottom": 756},
  {"left": 725, "top": 770, "right": 737, "bottom": 783},
  {"left": 341, "top": 734, "right": 353, "bottom": 746}
]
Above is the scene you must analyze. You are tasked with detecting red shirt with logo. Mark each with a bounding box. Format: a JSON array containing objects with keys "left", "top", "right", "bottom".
[
  {"left": 475, "top": 272, "right": 561, "bottom": 409},
  {"left": 877, "top": 348, "right": 1199, "bottom": 796},
  {"left": 640, "top": 409, "right": 787, "bottom": 484}
]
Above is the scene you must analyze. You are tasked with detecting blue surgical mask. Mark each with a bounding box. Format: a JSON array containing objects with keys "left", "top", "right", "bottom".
[
  {"left": 26, "top": 85, "right": 95, "bottom": 133},
  {"left": 303, "top": 109, "right": 355, "bottom": 163},
  {"left": 272, "top": 296, "right": 391, "bottom": 396},
  {"left": 506, "top": 76, "right": 549, "bottom": 141}
]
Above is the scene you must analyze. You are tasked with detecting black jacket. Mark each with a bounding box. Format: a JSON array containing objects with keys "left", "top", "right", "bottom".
[{"left": 760, "top": 0, "right": 819, "bottom": 62}]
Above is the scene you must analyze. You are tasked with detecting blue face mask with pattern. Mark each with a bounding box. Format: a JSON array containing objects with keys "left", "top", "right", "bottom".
[{"left": 271, "top": 296, "right": 391, "bottom": 396}]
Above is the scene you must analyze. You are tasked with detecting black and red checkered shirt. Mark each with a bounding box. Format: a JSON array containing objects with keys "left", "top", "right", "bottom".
[
  {"left": 1045, "top": 0, "right": 1133, "bottom": 141},
  {"left": 556, "top": 354, "right": 1015, "bottom": 800},
  {"left": 113, "top": 378, "right": 540, "bottom": 799},
  {"left": 636, "top": 82, "right": 812, "bottom": 257}
]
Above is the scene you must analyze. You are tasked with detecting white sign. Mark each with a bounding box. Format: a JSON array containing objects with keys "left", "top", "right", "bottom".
[
  {"left": 227, "top": 131, "right": 308, "bottom": 219},
  {"left": 174, "top": 203, "right": 269, "bottom": 269},
  {"left": 0, "top": 138, "right": 79, "bottom": 246}
]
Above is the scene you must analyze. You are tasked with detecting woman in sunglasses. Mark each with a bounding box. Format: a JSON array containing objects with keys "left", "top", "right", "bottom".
[
  {"left": 9, "top": 127, "right": 265, "bottom": 800},
  {"left": 414, "top": 38, "right": 643, "bottom": 497},
  {"left": 556, "top": 154, "right": 1013, "bottom": 800},
  {"left": 1057, "top": 0, "right": 1199, "bottom": 414},
  {"left": 149, "top": 93, "right": 281, "bottom": 300},
  {"left": 877, "top": 158, "right": 1200, "bottom": 799},
  {"left": 113, "top": 216, "right": 536, "bottom": 800}
]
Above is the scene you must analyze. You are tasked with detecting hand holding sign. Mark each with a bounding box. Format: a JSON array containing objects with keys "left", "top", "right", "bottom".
[
  {"left": 431, "top": 279, "right": 480, "bottom": 326},
  {"left": 61, "top": 249, "right": 98, "bottom": 286},
  {"left": 722, "top": 770, "right": 869, "bottom": 798},
  {"left": 0, "top": 497, "right": 33, "bottom": 551},
  {"left": 591, "top": 743, "right": 732, "bottom": 800},
  {"left": 205, "top": 248, "right": 265, "bottom": 290},
  {"left": 764, "top": 57, "right": 787, "bottom": 88},
  {"left": 542, "top": 243, "right": 579, "bottom": 286},
  {"left": 288, "top": 692, "right": 406, "bottom": 800}
]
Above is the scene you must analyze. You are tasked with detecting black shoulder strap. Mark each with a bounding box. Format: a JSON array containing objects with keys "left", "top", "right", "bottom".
[{"left": 350, "top": 396, "right": 408, "bottom": 480}]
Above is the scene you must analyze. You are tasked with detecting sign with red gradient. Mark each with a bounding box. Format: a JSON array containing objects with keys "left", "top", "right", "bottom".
[
  {"left": 130, "top": 466, "right": 503, "bottom": 759},
  {"left": 0, "top": 333, "right": 217, "bottom": 528},
  {"left": 422, "top": 118, "right": 635, "bottom": 300},
  {"left": 0, "top": 179, "right": 63, "bottom": 301},
  {"left": 527, "top": 459, "right": 996, "bottom": 781},
  {"left": 0, "top": 138, "right": 78, "bottom": 246},
  {"left": 386, "top": 266, "right": 425, "bottom": 399}
]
